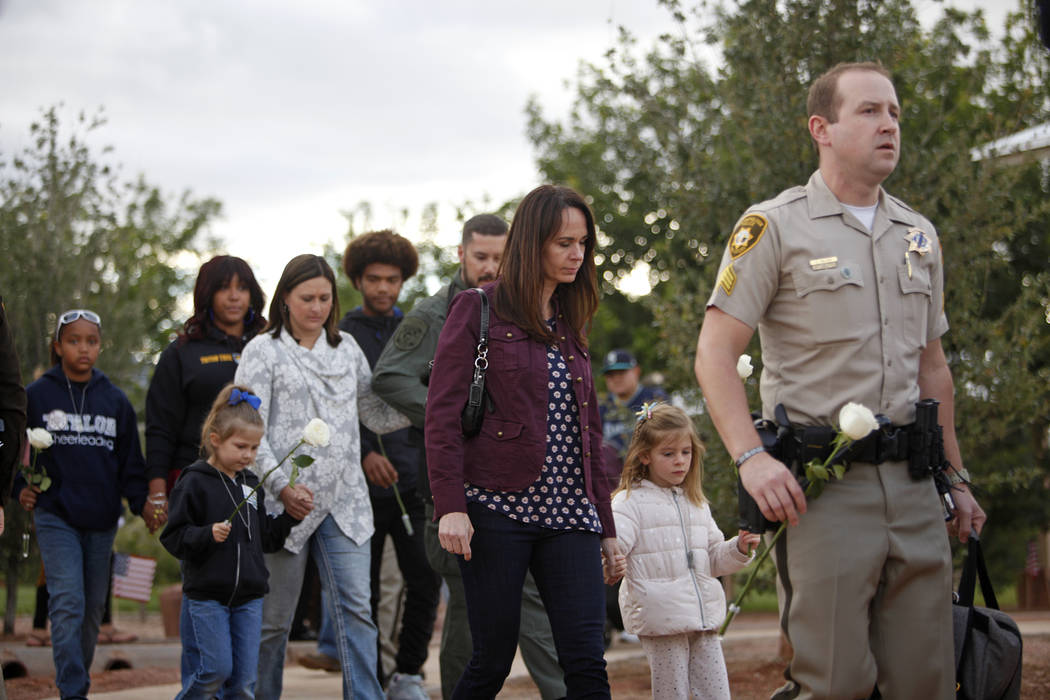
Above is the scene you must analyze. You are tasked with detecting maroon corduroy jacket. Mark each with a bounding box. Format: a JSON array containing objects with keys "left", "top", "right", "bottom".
[{"left": 424, "top": 281, "right": 615, "bottom": 538}]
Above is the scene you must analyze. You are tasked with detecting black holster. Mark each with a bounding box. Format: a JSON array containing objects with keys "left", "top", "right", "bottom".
[{"left": 736, "top": 400, "right": 951, "bottom": 533}]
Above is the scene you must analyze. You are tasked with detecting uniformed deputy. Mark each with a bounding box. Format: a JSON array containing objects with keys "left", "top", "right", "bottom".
[
  {"left": 370, "top": 215, "right": 567, "bottom": 700},
  {"left": 695, "top": 62, "right": 985, "bottom": 699}
]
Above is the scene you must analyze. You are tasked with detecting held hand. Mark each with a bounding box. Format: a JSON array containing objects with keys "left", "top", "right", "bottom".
[
  {"left": 0, "top": 505, "right": 5, "bottom": 536},
  {"left": 438, "top": 512, "right": 474, "bottom": 561},
  {"left": 737, "top": 530, "right": 761, "bottom": 555},
  {"left": 144, "top": 493, "right": 168, "bottom": 534},
  {"left": 948, "top": 484, "right": 986, "bottom": 543},
  {"left": 280, "top": 485, "right": 314, "bottom": 520},
  {"left": 146, "top": 478, "right": 169, "bottom": 532},
  {"left": 212, "top": 522, "right": 232, "bottom": 543},
  {"left": 601, "top": 538, "right": 625, "bottom": 584},
  {"left": 739, "top": 452, "right": 807, "bottom": 526},
  {"left": 361, "top": 452, "right": 399, "bottom": 488},
  {"left": 19, "top": 486, "right": 40, "bottom": 511}
]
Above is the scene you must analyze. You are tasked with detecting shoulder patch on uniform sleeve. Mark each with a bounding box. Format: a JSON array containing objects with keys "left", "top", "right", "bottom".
[
  {"left": 729, "top": 214, "right": 768, "bottom": 259},
  {"left": 717, "top": 263, "right": 737, "bottom": 296},
  {"left": 393, "top": 316, "right": 427, "bottom": 351}
]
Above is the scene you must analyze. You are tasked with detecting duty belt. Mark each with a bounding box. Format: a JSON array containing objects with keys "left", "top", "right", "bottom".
[{"left": 783, "top": 423, "right": 914, "bottom": 466}]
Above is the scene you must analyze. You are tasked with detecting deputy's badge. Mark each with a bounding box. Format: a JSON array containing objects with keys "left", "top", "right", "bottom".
[
  {"left": 393, "top": 316, "right": 427, "bottom": 351},
  {"left": 729, "top": 214, "right": 768, "bottom": 259},
  {"left": 904, "top": 227, "right": 931, "bottom": 256},
  {"left": 717, "top": 263, "right": 737, "bottom": 296}
]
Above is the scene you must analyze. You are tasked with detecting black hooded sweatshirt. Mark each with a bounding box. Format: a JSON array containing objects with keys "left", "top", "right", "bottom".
[
  {"left": 338, "top": 307, "right": 421, "bottom": 501},
  {"left": 161, "top": 460, "right": 300, "bottom": 606}
]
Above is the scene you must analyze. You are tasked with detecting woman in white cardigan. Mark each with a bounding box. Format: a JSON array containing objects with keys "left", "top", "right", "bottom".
[{"left": 235, "top": 254, "right": 408, "bottom": 700}]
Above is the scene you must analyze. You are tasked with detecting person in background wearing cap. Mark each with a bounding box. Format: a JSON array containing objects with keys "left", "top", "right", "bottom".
[
  {"left": 597, "top": 348, "right": 669, "bottom": 646},
  {"left": 598, "top": 349, "right": 670, "bottom": 472}
]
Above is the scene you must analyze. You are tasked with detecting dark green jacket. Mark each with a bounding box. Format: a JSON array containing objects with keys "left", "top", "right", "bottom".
[
  {"left": 372, "top": 270, "right": 470, "bottom": 430},
  {"left": 372, "top": 270, "right": 469, "bottom": 501}
]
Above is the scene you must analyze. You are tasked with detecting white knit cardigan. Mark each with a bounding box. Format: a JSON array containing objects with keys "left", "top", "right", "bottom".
[{"left": 235, "top": 329, "right": 409, "bottom": 553}]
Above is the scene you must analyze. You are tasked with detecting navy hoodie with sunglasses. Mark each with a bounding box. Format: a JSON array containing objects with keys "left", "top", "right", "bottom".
[{"left": 15, "top": 365, "right": 147, "bottom": 529}]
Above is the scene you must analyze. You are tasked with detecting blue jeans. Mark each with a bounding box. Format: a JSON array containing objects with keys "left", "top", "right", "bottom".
[
  {"left": 176, "top": 597, "right": 263, "bottom": 700},
  {"left": 34, "top": 510, "right": 116, "bottom": 700},
  {"left": 454, "top": 502, "right": 609, "bottom": 699},
  {"left": 255, "top": 514, "right": 383, "bottom": 700}
]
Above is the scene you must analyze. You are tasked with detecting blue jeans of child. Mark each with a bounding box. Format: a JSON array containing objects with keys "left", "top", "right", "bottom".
[
  {"left": 255, "top": 514, "right": 383, "bottom": 700},
  {"left": 34, "top": 510, "right": 116, "bottom": 700},
  {"left": 454, "top": 502, "right": 609, "bottom": 699},
  {"left": 176, "top": 597, "right": 263, "bottom": 700}
]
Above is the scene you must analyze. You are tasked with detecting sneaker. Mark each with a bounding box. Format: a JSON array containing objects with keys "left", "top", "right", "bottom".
[
  {"left": 386, "top": 672, "right": 428, "bottom": 700},
  {"left": 617, "top": 631, "right": 640, "bottom": 643},
  {"left": 299, "top": 651, "right": 341, "bottom": 673}
]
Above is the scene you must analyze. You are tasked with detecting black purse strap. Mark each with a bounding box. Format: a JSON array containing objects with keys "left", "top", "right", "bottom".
[
  {"left": 470, "top": 288, "right": 489, "bottom": 383},
  {"left": 957, "top": 533, "right": 999, "bottom": 610},
  {"left": 475, "top": 288, "right": 489, "bottom": 348}
]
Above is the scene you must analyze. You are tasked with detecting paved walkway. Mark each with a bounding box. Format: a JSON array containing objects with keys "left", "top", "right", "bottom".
[{"left": 5, "top": 610, "right": 1049, "bottom": 699}]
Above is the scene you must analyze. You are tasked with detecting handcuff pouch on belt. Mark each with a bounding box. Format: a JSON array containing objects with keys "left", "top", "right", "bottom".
[{"left": 738, "top": 399, "right": 951, "bottom": 533}]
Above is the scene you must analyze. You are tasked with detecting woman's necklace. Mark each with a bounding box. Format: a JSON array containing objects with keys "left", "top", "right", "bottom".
[
  {"left": 220, "top": 472, "right": 252, "bottom": 539},
  {"left": 65, "top": 375, "right": 87, "bottom": 434}
]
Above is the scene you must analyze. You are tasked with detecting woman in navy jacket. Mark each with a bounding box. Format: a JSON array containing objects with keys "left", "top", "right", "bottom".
[{"left": 425, "top": 185, "right": 622, "bottom": 699}]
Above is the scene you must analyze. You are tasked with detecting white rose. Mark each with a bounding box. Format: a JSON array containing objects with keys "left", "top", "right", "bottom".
[
  {"left": 736, "top": 354, "right": 754, "bottom": 379},
  {"left": 27, "top": 428, "right": 54, "bottom": 450},
  {"left": 301, "top": 418, "right": 331, "bottom": 448},
  {"left": 838, "top": 402, "right": 878, "bottom": 440}
]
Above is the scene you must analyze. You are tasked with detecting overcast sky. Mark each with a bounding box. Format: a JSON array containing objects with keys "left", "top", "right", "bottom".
[{"left": 0, "top": 0, "right": 1011, "bottom": 294}]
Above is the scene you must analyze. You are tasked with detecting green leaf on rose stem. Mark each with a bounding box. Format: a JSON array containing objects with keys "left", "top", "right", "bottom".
[
  {"left": 809, "top": 479, "right": 826, "bottom": 500},
  {"left": 28, "top": 473, "right": 41, "bottom": 485},
  {"left": 292, "top": 454, "right": 314, "bottom": 468},
  {"left": 832, "top": 463, "right": 846, "bottom": 480},
  {"left": 806, "top": 462, "right": 829, "bottom": 482},
  {"left": 39, "top": 476, "right": 51, "bottom": 491}
]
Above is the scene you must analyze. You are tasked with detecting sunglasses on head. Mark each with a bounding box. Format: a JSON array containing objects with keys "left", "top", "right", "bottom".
[{"left": 55, "top": 309, "right": 102, "bottom": 336}]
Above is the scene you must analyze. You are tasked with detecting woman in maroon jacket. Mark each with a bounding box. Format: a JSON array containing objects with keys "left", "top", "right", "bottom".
[{"left": 425, "top": 184, "right": 622, "bottom": 699}]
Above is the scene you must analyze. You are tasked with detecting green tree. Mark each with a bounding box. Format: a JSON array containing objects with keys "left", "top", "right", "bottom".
[
  {"left": 527, "top": 0, "right": 1050, "bottom": 580},
  {"left": 0, "top": 106, "right": 222, "bottom": 629},
  {"left": 1, "top": 106, "right": 222, "bottom": 406}
]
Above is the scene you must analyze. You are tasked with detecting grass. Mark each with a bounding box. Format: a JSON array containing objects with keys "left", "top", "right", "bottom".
[{"left": 0, "top": 584, "right": 164, "bottom": 616}]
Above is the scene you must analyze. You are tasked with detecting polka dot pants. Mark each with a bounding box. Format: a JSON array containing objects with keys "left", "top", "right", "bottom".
[{"left": 640, "top": 631, "right": 730, "bottom": 699}]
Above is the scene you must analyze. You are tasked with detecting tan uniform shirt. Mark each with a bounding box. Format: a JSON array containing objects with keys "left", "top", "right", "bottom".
[{"left": 708, "top": 170, "right": 949, "bottom": 427}]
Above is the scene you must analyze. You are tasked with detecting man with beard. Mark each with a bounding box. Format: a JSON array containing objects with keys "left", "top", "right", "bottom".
[{"left": 372, "top": 215, "right": 567, "bottom": 700}]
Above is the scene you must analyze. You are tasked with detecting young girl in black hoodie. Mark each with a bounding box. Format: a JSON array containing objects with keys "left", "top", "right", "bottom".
[{"left": 161, "top": 384, "right": 311, "bottom": 700}]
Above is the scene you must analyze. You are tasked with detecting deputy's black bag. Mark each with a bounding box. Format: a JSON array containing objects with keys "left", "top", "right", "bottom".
[{"left": 953, "top": 535, "right": 1022, "bottom": 699}]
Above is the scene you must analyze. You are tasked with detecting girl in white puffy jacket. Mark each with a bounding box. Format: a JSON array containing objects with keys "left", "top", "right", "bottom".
[{"left": 612, "top": 403, "right": 760, "bottom": 699}]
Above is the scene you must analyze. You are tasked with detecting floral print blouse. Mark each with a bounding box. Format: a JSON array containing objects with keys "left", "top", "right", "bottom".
[
  {"left": 465, "top": 325, "right": 601, "bottom": 534},
  {"left": 235, "top": 329, "right": 409, "bottom": 553}
]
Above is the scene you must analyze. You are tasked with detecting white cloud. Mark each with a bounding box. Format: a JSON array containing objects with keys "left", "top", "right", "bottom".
[{"left": 0, "top": 0, "right": 1015, "bottom": 293}]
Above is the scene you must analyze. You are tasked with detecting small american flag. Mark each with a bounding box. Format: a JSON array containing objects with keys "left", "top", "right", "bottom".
[{"left": 111, "top": 553, "right": 157, "bottom": 603}]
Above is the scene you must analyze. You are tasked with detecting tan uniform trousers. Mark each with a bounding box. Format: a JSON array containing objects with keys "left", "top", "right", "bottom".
[{"left": 773, "top": 459, "right": 953, "bottom": 699}]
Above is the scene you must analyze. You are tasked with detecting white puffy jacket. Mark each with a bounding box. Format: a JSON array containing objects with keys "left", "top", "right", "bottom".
[{"left": 613, "top": 479, "right": 752, "bottom": 636}]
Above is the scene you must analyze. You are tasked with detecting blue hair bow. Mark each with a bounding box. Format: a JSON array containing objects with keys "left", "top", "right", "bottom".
[{"left": 229, "top": 388, "right": 262, "bottom": 411}]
